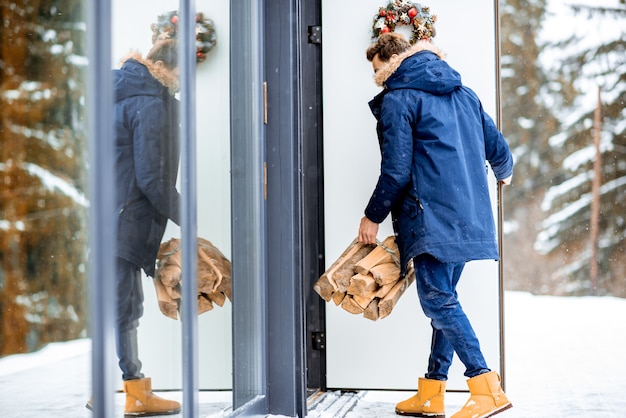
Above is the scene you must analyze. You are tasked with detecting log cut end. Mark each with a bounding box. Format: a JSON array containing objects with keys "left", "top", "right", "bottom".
[{"left": 314, "top": 236, "right": 410, "bottom": 321}]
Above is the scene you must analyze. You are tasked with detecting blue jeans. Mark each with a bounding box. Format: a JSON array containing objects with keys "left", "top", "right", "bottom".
[
  {"left": 413, "top": 254, "right": 490, "bottom": 380},
  {"left": 116, "top": 257, "right": 145, "bottom": 381}
]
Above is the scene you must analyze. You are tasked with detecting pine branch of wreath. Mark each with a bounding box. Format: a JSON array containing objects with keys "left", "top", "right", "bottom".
[{"left": 150, "top": 10, "right": 217, "bottom": 63}]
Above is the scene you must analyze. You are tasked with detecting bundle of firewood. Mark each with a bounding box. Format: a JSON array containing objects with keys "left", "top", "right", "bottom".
[
  {"left": 153, "top": 237, "right": 232, "bottom": 320},
  {"left": 313, "top": 236, "right": 415, "bottom": 321}
]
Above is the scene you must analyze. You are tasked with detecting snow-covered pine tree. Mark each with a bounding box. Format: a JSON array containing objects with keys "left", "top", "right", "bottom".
[
  {"left": 534, "top": 2, "right": 626, "bottom": 296},
  {"left": 499, "top": 0, "right": 565, "bottom": 293}
]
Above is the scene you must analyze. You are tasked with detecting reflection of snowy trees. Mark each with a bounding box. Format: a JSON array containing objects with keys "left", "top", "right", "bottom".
[
  {"left": 0, "top": 0, "right": 88, "bottom": 355},
  {"left": 502, "top": 1, "right": 626, "bottom": 296}
]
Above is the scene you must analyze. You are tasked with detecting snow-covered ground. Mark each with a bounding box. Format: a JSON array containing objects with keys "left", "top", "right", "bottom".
[
  {"left": 307, "top": 291, "right": 626, "bottom": 418},
  {"left": 1, "top": 291, "right": 625, "bottom": 417}
]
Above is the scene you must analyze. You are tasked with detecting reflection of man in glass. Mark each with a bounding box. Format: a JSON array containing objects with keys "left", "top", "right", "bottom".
[
  {"left": 358, "top": 31, "right": 514, "bottom": 418},
  {"left": 88, "top": 39, "right": 182, "bottom": 416}
]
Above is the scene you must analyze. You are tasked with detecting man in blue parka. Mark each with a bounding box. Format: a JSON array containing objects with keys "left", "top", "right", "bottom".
[
  {"left": 88, "top": 39, "right": 182, "bottom": 416},
  {"left": 358, "top": 32, "right": 514, "bottom": 418}
]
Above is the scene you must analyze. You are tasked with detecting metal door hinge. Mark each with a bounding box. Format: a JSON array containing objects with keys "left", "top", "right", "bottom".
[
  {"left": 308, "top": 26, "right": 321, "bottom": 44},
  {"left": 263, "top": 162, "right": 267, "bottom": 200},
  {"left": 263, "top": 81, "right": 268, "bottom": 124},
  {"left": 312, "top": 331, "right": 325, "bottom": 351}
]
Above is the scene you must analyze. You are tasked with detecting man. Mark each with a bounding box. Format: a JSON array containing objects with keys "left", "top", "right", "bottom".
[
  {"left": 88, "top": 39, "right": 182, "bottom": 416},
  {"left": 358, "top": 31, "right": 514, "bottom": 418}
]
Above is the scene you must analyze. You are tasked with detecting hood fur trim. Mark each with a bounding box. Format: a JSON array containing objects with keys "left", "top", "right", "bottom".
[
  {"left": 120, "top": 51, "right": 179, "bottom": 95},
  {"left": 373, "top": 41, "right": 446, "bottom": 87}
]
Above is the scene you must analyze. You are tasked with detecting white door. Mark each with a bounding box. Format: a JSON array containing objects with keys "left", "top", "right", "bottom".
[{"left": 322, "top": 0, "right": 503, "bottom": 391}]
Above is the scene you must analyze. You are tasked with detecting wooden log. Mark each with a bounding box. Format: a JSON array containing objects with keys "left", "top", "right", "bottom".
[
  {"left": 354, "top": 236, "right": 398, "bottom": 275},
  {"left": 352, "top": 293, "right": 375, "bottom": 310},
  {"left": 197, "top": 246, "right": 223, "bottom": 292},
  {"left": 153, "top": 278, "right": 179, "bottom": 320},
  {"left": 370, "top": 262, "right": 401, "bottom": 286},
  {"left": 374, "top": 281, "right": 396, "bottom": 299},
  {"left": 206, "top": 291, "right": 226, "bottom": 307},
  {"left": 313, "top": 239, "right": 362, "bottom": 302},
  {"left": 154, "top": 237, "right": 232, "bottom": 319},
  {"left": 346, "top": 273, "right": 378, "bottom": 297},
  {"left": 216, "top": 274, "right": 232, "bottom": 301},
  {"left": 157, "top": 238, "right": 181, "bottom": 265},
  {"left": 332, "top": 290, "right": 346, "bottom": 306},
  {"left": 344, "top": 280, "right": 394, "bottom": 309},
  {"left": 164, "top": 283, "right": 182, "bottom": 300},
  {"left": 341, "top": 295, "right": 365, "bottom": 314},
  {"left": 313, "top": 276, "right": 338, "bottom": 302},
  {"left": 363, "top": 298, "right": 380, "bottom": 321},
  {"left": 198, "top": 272, "right": 219, "bottom": 294},
  {"left": 334, "top": 244, "right": 375, "bottom": 292},
  {"left": 198, "top": 294, "right": 214, "bottom": 314},
  {"left": 379, "top": 277, "right": 411, "bottom": 319},
  {"left": 157, "top": 264, "right": 182, "bottom": 287},
  {"left": 198, "top": 238, "right": 232, "bottom": 276}
]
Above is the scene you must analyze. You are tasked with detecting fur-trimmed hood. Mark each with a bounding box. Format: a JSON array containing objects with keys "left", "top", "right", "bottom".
[
  {"left": 118, "top": 51, "right": 179, "bottom": 96},
  {"left": 373, "top": 41, "right": 459, "bottom": 94}
]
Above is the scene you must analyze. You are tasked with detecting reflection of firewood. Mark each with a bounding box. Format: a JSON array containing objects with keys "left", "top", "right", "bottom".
[
  {"left": 198, "top": 294, "right": 214, "bottom": 314},
  {"left": 206, "top": 291, "right": 226, "bottom": 307},
  {"left": 314, "top": 236, "right": 413, "bottom": 321},
  {"left": 216, "top": 274, "right": 232, "bottom": 300},
  {"left": 153, "top": 277, "right": 178, "bottom": 320},
  {"left": 153, "top": 238, "right": 232, "bottom": 320}
]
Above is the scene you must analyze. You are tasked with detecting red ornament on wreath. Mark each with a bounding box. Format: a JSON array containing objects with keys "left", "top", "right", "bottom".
[
  {"left": 371, "top": 1, "right": 437, "bottom": 45},
  {"left": 151, "top": 10, "right": 217, "bottom": 64}
]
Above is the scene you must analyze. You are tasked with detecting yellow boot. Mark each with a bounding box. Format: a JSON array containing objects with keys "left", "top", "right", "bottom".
[
  {"left": 395, "top": 377, "right": 446, "bottom": 417},
  {"left": 124, "top": 377, "right": 181, "bottom": 416},
  {"left": 451, "top": 371, "right": 512, "bottom": 418}
]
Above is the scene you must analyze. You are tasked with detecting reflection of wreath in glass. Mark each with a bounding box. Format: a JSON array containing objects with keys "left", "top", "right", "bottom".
[
  {"left": 372, "top": 1, "right": 437, "bottom": 45},
  {"left": 151, "top": 11, "right": 217, "bottom": 63}
]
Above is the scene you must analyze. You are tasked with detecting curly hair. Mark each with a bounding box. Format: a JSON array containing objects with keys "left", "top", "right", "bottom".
[
  {"left": 146, "top": 39, "right": 179, "bottom": 70},
  {"left": 366, "top": 33, "right": 411, "bottom": 62}
]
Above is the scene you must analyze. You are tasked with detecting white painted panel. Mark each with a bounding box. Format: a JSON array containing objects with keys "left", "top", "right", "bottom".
[
  {"left": 322, "top": 0, "right": 501, "bottom": 391},
  {"left": 112, "top": 0, "right": 231, "bottom": 390}
]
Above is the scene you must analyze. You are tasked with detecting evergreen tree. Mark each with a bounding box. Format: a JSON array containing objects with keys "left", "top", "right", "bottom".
[
  {"left": 499, "top": 0, "right": 565, "bottom": 293},
  {"left": 534, "top": 2, "right": 626, "bottom": 296},
  {"left": 0, "top": 0, "right": 88, "bottom": 355}
]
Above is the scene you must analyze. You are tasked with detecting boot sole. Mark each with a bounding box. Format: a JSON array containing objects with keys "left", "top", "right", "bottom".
[
  {"left": 124, "top": 408, "right": 182, "bottom": 417},
  {"left": 395, "top": 410, "right": 445, "bottom": 418},
  {"left": 479, "top": 402, "right": 513, "bottom": 418}
]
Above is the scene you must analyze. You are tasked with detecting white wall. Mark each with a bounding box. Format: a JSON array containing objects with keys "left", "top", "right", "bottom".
[
  {"left": 322, "top": 0, "right": 501, "bottom": 391},
  {"left": 112, "top": 0, "right": 232, "bottom": 390}
]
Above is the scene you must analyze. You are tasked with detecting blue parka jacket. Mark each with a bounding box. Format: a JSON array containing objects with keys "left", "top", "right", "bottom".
[
  {"left": 365, "top": 42, "right": 514, "bottom": 275},
  {"left": 113, "top": 54, "right": 181, "bottom": 277}
]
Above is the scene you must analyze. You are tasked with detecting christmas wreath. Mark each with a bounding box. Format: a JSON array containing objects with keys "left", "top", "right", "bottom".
[
  {"left": 151, "top": 11, "right": 217, "bottom": 63},
  {"left": 372, "top": 1, "right": 437, "bottom": 45}
]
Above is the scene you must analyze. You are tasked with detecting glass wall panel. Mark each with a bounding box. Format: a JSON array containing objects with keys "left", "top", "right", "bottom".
[{"left": 109, "top": 0, "right": 232, "bottom": 414}]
